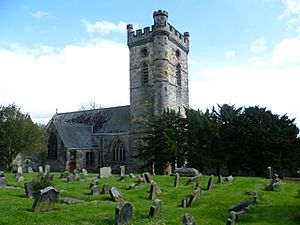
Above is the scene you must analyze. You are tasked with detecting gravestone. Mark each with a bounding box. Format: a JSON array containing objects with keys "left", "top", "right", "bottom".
[
  {"left": 149, "top": 199, "right": 162, "bottom": 218},
  {"left": 0, "top": 177, "right": 7, "bottom": 186},
  {"left": 38, "top": 166, "right": 43, "bottom": 174},
  {"left": 114, "top": 201, "right": 133, "bottom": 225},
  {"left": 207, "top": 175, "right": 214, "bottom": 191},
  {"left": 174, "top": 173, "right": 179, "bottom": 187},
  {"left": 110, "top": 187, "right": 124, "bottom": 203},
  {"left": 143, "top": 172, "right": 153, "bottom": 183},
  {"left": 174, "top": 168, "right": 200, "bottom": 177},
  {"left": 164, "top": 162, "right": 172, "bottom": 175},
  {"left": 82, "top": 168, "right": 88, "bottom": 176},
  {"left": 229, "top": 201, "right": 250, "bottom": 212},
  {"left": 25, "top": 178, "right": 40, "bottom": 198},
  {"left": 188, "top": 186, "right": 201, "bottom": 207},
  {"left": 225, "top": 175, "right": 234, "bottom": 183},
  {"left": 129, "top": 173, "right": 135, "bottom": 178},
  {"left": 120, "top": 166, "right": 125, "bottom": 177},
  {"left": 182, "top": 213, "right": 197, "bottom": 225},
  {"left": 126, "top": 183, "right": 136, "bottom": 190},
  {"left": 31, "top": 186, "right": 59, "bottom": 212},
  {"left": 17, "top": 175, "right": 25, "bottom": 182},
  {"left": 136, "top": 175, "right": 145, "bottom": 186},
  {"left": 0, "top": 171, "right": 5, "bottom": 177},
  {"left": 67, "top": 175, "right": 75, "bottom": 182},
  {"left": 152, "top": 162, "right": 156, "bottom": 175},
  {"left": 63, "top": 197, "right": 85, "bottom": 204},
  {"left": 149, "top": 182, "right": 161, "bottom": 200},
  {"left": 91, "top": 182, "right": 101, "bottom": 195},
  {"left": 185, "top": 175, "right": 201, "bottom": 186},
  {"left": 226, "top": 211, "right": 237, "bottom": 225},
  {"left": 27, "top": 167, "right": 34, "bottom": 173},
  {"left": 40, "top": 173, "right": 54, "bottom": 186},
  {"left": 265, "top": 174, "right": 280, "bottom": 191},
  {"left": 17, "top": 166, "right": 23, "bottom": 174},
  {"left": 60, "top": 171, "right": 70, "bottom": 179},
  {"left": 45, "top": 164, "right": 51, "bottom": 174},
  {"left": 99, "top": 167, "right": 112, "bottom": 178},
  {"left": 217, "top": 174, "right": 223, "bottom": 184},
  {"left": 181, "top": 197, "right": 187, "bottom": 208},
  {"left": 101, "top": 183, "right": 111, "bottom": 194}
]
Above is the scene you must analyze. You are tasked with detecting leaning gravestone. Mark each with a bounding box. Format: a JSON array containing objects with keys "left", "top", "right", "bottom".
[
  {"left": 114, "top": 201, "right": 133, "bottom": 225},
  {"left": 45, "top": 164, "right": 51, "bottom": 174},
  {"left": 149, "top": 182, "right": 161, "bottom": 200},
  {"left": 149, "top": 199, "right": 162, "bottom": 218},
  {"left": 182, "top": 213, "right": 197, "bottom": 225},
  {"left": 91, "top": 182, "right": 101, "bottom": 196},
  {"left": 110, "top": 187, "right": 124, "bottom": 203},
  {"left": 99, "top": 167, "right": 112, "bottom": 178},
  {"left": 101, "top": 183, "right": 111, "bottom": 194},
  {"left": 188, "top": 186, "right": 201, "bottom": 207},
  {"left": 31, "top": 186, "right": 59, "bottom": 212},
  {"left": 120, "top": 166, "right": 125, "bottom": 177},
  {"left": 207, "top": 175, "right": 214, "bottom": 191},
  {"left": 0, "top": 177, "right": 7, "bottom": 186},
  {"left": 143, "top": 172, "right": 153, "bottom": 183},
  {"left": 217, "top": 174, "right": 223, "bottom": 184},
  {"left": 181, "top": 197, "right": 187, "bottom": 208},
  {"left": 174, "top": 173, "right": 180, "bottom": 187},
  {"left": 25, "top": 178, "right": 40, "bottom": 198}
]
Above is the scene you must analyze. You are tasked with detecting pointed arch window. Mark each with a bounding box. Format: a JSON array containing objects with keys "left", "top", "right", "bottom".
[
  {"left": 142, "top": 62, "right": 149, "bottom": 84},
  {"left": 112, "top": 139, "right": 125, "bottom": 161},
  {"left": 48, "top": 133, "right": 57, "bottom": 159},
  {"left": 176, "top": 64, "right": 181, "bottom": 87}
]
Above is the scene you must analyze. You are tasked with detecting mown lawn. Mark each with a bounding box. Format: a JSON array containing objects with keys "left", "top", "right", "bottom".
[{"left": 0, "top": 172, "right": 299, "bottom": 225}]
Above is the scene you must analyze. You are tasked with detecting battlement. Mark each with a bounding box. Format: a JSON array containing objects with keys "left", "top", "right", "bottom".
[{"left": 127, "top": 11, "right": 189, "bottom": 52}]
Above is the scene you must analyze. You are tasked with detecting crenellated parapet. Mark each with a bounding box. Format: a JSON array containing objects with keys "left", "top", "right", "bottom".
[{"left": 127, "top": 10, "right": 189, "bottom": 53}]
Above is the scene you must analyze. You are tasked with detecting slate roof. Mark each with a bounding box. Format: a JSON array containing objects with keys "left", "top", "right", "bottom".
[{"left": 48, "top": 105, "right": 131, "bottom": 149}]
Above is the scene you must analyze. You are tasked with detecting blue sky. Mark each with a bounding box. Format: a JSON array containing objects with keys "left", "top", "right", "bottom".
[{"left": 0, "top": 0, "right": 300, "bottom": 126}]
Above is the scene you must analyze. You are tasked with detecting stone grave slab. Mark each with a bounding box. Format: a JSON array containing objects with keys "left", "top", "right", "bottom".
[
  {"left": 63, "top": 197, "right": 85, "bottom": 204},
  {"left": 149, "top": 182, "right": 161, "bottom": 200}
]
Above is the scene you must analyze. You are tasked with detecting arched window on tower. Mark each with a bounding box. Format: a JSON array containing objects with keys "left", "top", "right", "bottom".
[
  {"left": 48, "top": 133, "right": 57, "bottom": 159},
  {"left": 112, "top": 139, "right": 125, "bottom": 161},
  {"left": 176, "top": 64, "right": 181, "bottom": 87},
  {"left": 142, "top": 62, "right": 149, "bottom": 84}
]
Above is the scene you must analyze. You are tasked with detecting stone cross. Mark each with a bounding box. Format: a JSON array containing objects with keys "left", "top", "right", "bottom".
[
  {"left": 31, "top": 186, "right": 59, "bottom": 212},
  {"left": 207, "top": 175, "right": 214, "bottom": 191},
  {"left": 174, "top": 173, "right": 179, "bottom": 187},
  {"left": 182, "top": 213, "right": 197, "bottom": 225},
  {"left": 149, "top": 199, "right": 162, "bottom": 218},
  {"left": 114, "top": 201, "right": 133, "bottom": 225},
  {"left": 109, "top": 187, "right": 124, "bottom": 203}
]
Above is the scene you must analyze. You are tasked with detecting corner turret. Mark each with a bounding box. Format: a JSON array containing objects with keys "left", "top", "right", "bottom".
[{"left": 153, "top": 10, "right": 168, "bottom": 27}]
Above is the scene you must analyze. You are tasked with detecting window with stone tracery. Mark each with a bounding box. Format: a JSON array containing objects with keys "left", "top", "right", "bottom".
[{"left": 112, "top": 139, "right": 125, "bottom": 161}]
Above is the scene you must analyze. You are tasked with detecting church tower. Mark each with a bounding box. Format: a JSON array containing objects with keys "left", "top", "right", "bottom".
[{"left": 127, "top": 10, "right": 189, "bottom": 155}]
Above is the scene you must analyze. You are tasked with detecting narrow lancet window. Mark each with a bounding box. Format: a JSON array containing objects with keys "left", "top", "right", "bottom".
[
  {"left": 176, "top": 64, "right": 181, "bottom": 87},
  {"left": 142, "top": 63, "right": 149, "bottom": 84}
]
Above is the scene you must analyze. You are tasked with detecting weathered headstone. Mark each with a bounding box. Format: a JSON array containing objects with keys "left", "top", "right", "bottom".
[
  {"left": 143, "top": 172, "right": 153, "bottom": 183},
  {"left": 225, "top": 175, "right": 234, "bottom": 183},
  {"left": 101, "top": 183, "right": 111, "bottom": 194},
  {"left": 114, "top": 201, "right": 133, "bottom": 225},
  {"left": 0, "top": 177, "right": 7, "bottom": 186},
  {"left": 17, "top": 166, "right": 23, "bottom": 174},
  {"left": 24, "top": 178, "right": 40, "bottom": 198},
  {"left": 226, "top": 211, "right": 237, "bottom": 225},
  {"left": 207, "top": 175, "right": 214, "bottom": 191},
  {"left": 267, "top": 166, "right": 272, "bottom": 179},
  {"left": 99, "top": 167, "right": 112, "bottom": 178},
  {"left": 174, "top": 173, "right": 179, "bottom": 187},
  {"left": 164, "top": 162, "right": 172, "bottom": 175},
  {"left": 67, "top": 175, "right": 75, "bottom": 182},
  {"left": 217, "top": 174, "right": 223, "bottom": 184},
  {"left": 38, "top": 166, "right": 43, "bottom": 174},
  {"left": 91, "top": 182, "right": 101, "bottom": 196},
  {"left": 82, "top": 168, "right": 88, "bottom": 176},
  {"left": 27, "top": 167, "right": 34, "bottom": 173},
  {"left": 0, "top": 171, "right": 5, "bottom": 177},
  {"left": 17, "top": 175, "right": 25, "bottom": 182},
  {"left": 229, "top": 201, "right": 250, "bottom": 212},
  {"left": 31, "top": 186, "right": 59, "bottom": 212},
  {"left": 45, "top": 164, "right": 51, "bottom": 174},
  {"left": 181, "top": 197, "right": 187, "bottom": 208},
  {"left": 149, "top": 199, "right": 162, "bottom": 218},
  {"left": 152, "top": 162, "right": 156, "bottom": 175},
  {"left": 182, "top": 213, "right": 197, "bottom": 225},
  {"left": 188, "top": 186, "right": 201, "bottom": 207},
  {"left": 110, "top": 187, "right": 124, "bottom": 203},
  {"left": 120, "top": 166, "right": 125, "bottom": 177},
  {"left": 149, "top": 182, "right": 161, "bottom": 200},
  {"left": 174, "top": 168, "right": 201, "bottom": 177}
]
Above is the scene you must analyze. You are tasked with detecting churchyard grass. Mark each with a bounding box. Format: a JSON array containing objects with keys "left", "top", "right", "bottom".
[{"left": 0, "top": 172, "right": 299, "bottom": 225}]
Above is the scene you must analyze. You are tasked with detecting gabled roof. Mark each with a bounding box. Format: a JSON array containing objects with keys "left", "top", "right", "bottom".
[{"left": 48, "top": 105, "right": 131, "bottom": 149}]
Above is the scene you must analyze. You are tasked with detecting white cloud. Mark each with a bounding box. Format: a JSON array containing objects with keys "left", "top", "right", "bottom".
[
  {"left": 272, "top": 36, "right": 300, "bottom": 65},
  {"left": 280, "top": 0, "right": 300, "bottom": 29},
  {"left": 81, "top": 20, "right": 127, "bottom": 35},
  {"left": 28, "top": 10, "right": 56, "bottom": 19},
  {"left": 249, "top": 37, "right": 267, "bottom": 54},
  {"left": 0, "top": 40, "right": 129, "bottom": 124},
  {"left": 225, "top": 50, "right": 236, "bottom": 58}
]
